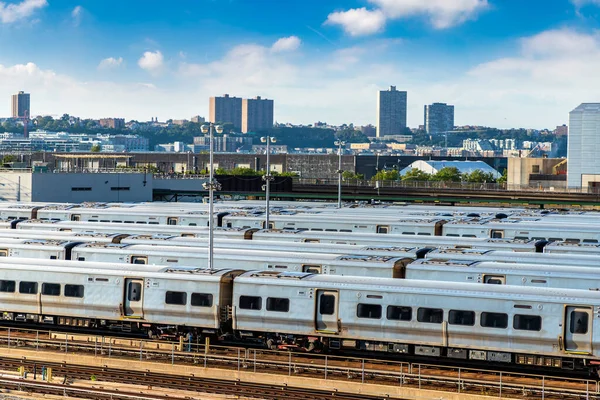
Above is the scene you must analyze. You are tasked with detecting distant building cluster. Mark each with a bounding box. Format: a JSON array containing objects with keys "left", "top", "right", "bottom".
[
  {"left": 209, "top": 94, "right": 274, "bottom": 133},
  {"left": 0, "top": 131, "right": 148, "bottom": 153}
]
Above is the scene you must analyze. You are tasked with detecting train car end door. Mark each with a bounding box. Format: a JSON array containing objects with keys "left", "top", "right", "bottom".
[
  {"left": 123, "top": 278, "right": 144, "bottom": 318},
  {"left": 315, "top": 290, "right": 339, "bottom": 333},
  {"left": 564, "top": 306, "right": 592, "bottom": 354}
]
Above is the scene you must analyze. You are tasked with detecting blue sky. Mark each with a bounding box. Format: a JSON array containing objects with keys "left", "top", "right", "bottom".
[{"left": 1, "top": 0, "right": 600, "bottom": 128}]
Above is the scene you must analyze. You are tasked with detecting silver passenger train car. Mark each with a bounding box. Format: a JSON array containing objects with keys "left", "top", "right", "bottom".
[{"left": 0, "top": 260, "right": 597, "bottom": 373}]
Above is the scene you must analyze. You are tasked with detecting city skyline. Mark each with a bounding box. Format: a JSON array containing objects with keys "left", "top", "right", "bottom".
[{"left": 0, "top": 0, "right": 597, "bottom": 127}]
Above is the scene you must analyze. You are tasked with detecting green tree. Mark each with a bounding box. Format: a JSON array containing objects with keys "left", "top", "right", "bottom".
[
  {"left": 497, "top": 169, "right": 508, "bottom": 184},
  {"left": 90, "top": 144, "right": 101, "bottom": 152},
  {"left": 401, "top": 168, "right": 431, "bottom": 181},
  {"left": 342, "top": 171, "right": 364, "bottom": 181},
  {"left": 431, "top": 167, "right": 462, "bottom": 182},
  {"left": 463, "top": 169, "right": 497, "bottom": 183},
  {"left": 371, "top": 170, "right": 399, "bottom": 181}
]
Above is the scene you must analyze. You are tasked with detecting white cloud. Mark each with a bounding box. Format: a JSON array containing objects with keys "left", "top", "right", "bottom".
[
  {"left": 271, "top": 36, "right": 301, "bottom": 53},
  {"left": 325, "top": 8, "right": 385, "bottom": 37},
  {"left": 370, "top": 0, "right": 488, "bottom": 29},
  {"left": 326, "top": 0, "right": 487, "bottom": 36},
  {"left": 572, "top": 0, "right": 600, "bottom": 6},
  {"left": 138, "top": 51, "right": 164, "bottom": 75},
  {"left": 71, "top": 5, "right": 82, "bottom": 26},
  {"left": 98, "top": 57, "right": 124, "bottom": 70},
  {"left": 0, "top": 0, "right": 47, "bottom": 24}
]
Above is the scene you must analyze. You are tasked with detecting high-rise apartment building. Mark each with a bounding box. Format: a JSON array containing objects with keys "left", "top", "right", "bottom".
[
  {"left": 241, "top": 96, "right": 274, "bottom": 133},
  {"left": 11, "top": 91, "right": 30, "bottom": 118},
  {"left": 376, "top": 86, "right": 407, "bottom": 137},
  {"left": 424, "top": 103, "right": 454, "bottom": 134},
  {"left": 567, "top": 103, "right": 600, "bottom": 189},
  {"left": 209, "top": 94, "right": 242, "bottom": 130}
]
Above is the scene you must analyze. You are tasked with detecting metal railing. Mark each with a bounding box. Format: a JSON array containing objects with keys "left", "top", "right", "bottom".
[
  {"left": 294, "top": 178, "right": 600, "bottom": 194},
  {"left": 0, "top": 327, "right": 596, "bottom": 399}
]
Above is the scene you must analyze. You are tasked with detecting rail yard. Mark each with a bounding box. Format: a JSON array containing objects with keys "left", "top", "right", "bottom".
[{"left": 0, "top": 200, "right": 599, "bottom": 398}]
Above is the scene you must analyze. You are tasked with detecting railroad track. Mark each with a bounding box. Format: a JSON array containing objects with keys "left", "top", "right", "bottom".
[
  {"left": 0, "top": 327, "right": 598, "bottom": 400},
  {"left": 0, "top": 359, "right": 385, "bottom": 400}
]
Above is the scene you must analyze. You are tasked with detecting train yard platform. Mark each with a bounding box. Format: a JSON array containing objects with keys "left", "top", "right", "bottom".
[{"left": 2, "top": 349, "right": 516, "bottom": 400}]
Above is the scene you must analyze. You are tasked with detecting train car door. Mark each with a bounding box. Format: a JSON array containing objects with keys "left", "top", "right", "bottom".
[
  {"left": 123, "top": 278, "right": 144, "bottom": 318},
  {"left": 315, "top": 290, "right": 339, "bottom": 333},
  {"left": 564, "top": 306, "right": 592, "bottom": 354}
]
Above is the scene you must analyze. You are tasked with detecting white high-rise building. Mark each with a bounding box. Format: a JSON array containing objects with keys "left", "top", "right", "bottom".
[
  {"left": 376, "top": 86, "right": 407, "bottom": 137},
  {"left": 567, "top": 103, "right": 600, "bottom": 189}
]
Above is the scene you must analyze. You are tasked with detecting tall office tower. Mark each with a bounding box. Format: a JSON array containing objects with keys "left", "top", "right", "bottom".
[
  {"left": 424, "top": 103, "right": 454, "bottom": 134},
  {"left": 209, "top": 94, "right": 242, "bottom": 130},
  {"left": 376, "top": 86, "right": 407, "bottom": 137},
  {"left": 567, "top": 103, "right": 600, "bottom": 189},
  {"left": 11, "top": 91, "right": 30, "bottom": 118},
  {"left": 241, "top": 96, "right": 274, "bottom": 133}
]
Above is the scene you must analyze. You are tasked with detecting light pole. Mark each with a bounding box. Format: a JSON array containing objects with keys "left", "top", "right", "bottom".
[
  {"left": 334, "top": 140, "right": 346, "bottom": 208},
  {"left": 200, "top": 123, "right": 223, "bottom": 271},
  {"left": 261, "top": 136, "right": 276, "bottom": 229}
]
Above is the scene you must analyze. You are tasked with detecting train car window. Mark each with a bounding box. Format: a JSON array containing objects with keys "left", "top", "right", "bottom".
[
  {"left": 124, "top": 221, "right": 134, "bottom": 224},
  {"left": 481, "top": 312, "right": 508, "bottom": 329},
  {"left": 311, "top": 228, "right": 323, "bottom": 231},
  {"left": 100, "top": 220, "right": 110, "bottom": 223},
  {"left": 376, "top": 225, "right": 390, "bottom": 234},
  {"left": 167, "top": 217, "right": 178, "bottom": 225},
  {"left": 302, "top": 265, "right": 322, "bottom": 273},
  {"left": 165, "top": 291, "right": 187, "bottom": 305},
  {"left": 42, "top": 283, "right": 61, "bottom": 296},
  {"left": 417, "top": 233, "right": 431, "bottom": 236},
  {"left": 127, "top": 282, "right": 142, "bottom": 301},
  {"left": 446, "top": 234, "right": 459, "bottom": 237},
  {"left": 135, "top": 221, "right": 146, "bottom": 224},
  {"left": 490, "top": 230, "right": 504, "bottom": 239},
  {"left": 463, "top": 234, "right": 477, "bottom": 238},
  {"left": 77, "top": 257, "right": 86, "bottom": 261},
  {"left": 570, "top": 311, "right": 589, "bottom": 334},
  {"left": 239, "top": 295, "right": 262, "bottom": 310},
  {"left": 149, "top": 222, "right": 159, "bottom": 225},
  {"left": 88, "top": 219, "right": 98, "bottom": 222},
  {"left": 513, "top": 315, "right": 541, "bottom": 331},
  {"left": 267, "top": 297, "right": 290, "bottom": 313},
  {"left": 448, "top": 310, "right": 475, "bottom": 326},
  {"left": 483, "top": 275, "right": 506, "bottom": 285},
  {"left": 357, "top": 304, "right": 382, "bottom": 319},
  {"left": 319, "top": 294, "right": 335, "bottom": 315},
  {"left": 340, "top": 229, "right": 352, "bottom": 232},
  {"left": 19, "top": 281, "right": 38, "bottom": 294},
  {"left": 325, "top": 229, "right": 337, "bottom": 232},
  {"left": 548, "top": 238, "right": 562, "bottom": 242},
  {"left": 565, "top": 238, "right": 580, "bottom": 244},
  {"left": 50, "top": 256, "right": 57, "bottom": 260},
  {"left": 0, "top": 280, "right": 15, "bottom": 292},
  {"left": 71, "top": 214, "right": 81, "bottom": 221},
  {"left": 64, "top": 284, "right": 84, "bottom": 298},
  {"left": 417, "top": 308, "right": 443, "bottom": 324},
  {"left": 191, "top": 293, "right": 213, "bottom": 307},
  {"left": 583, "top": 239, "right": 599, "bottom": 244},
  {"left": 387, "top": 306, "right": 411, "bottom": 321},
  {"left": 402, "top": 232, "right": 415, "bottom": 235},
  {"left": 131, "top": 256, "right": 148, "bottom": 265},
  {"left": 0, "top": 249, "right": 7, "bottom": 257},
  {"left": 188, "top": 223, "right": 197, "bottom": 226},
  {"left": 181, "top": 234, "right": 195, "bottom": 238}
]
